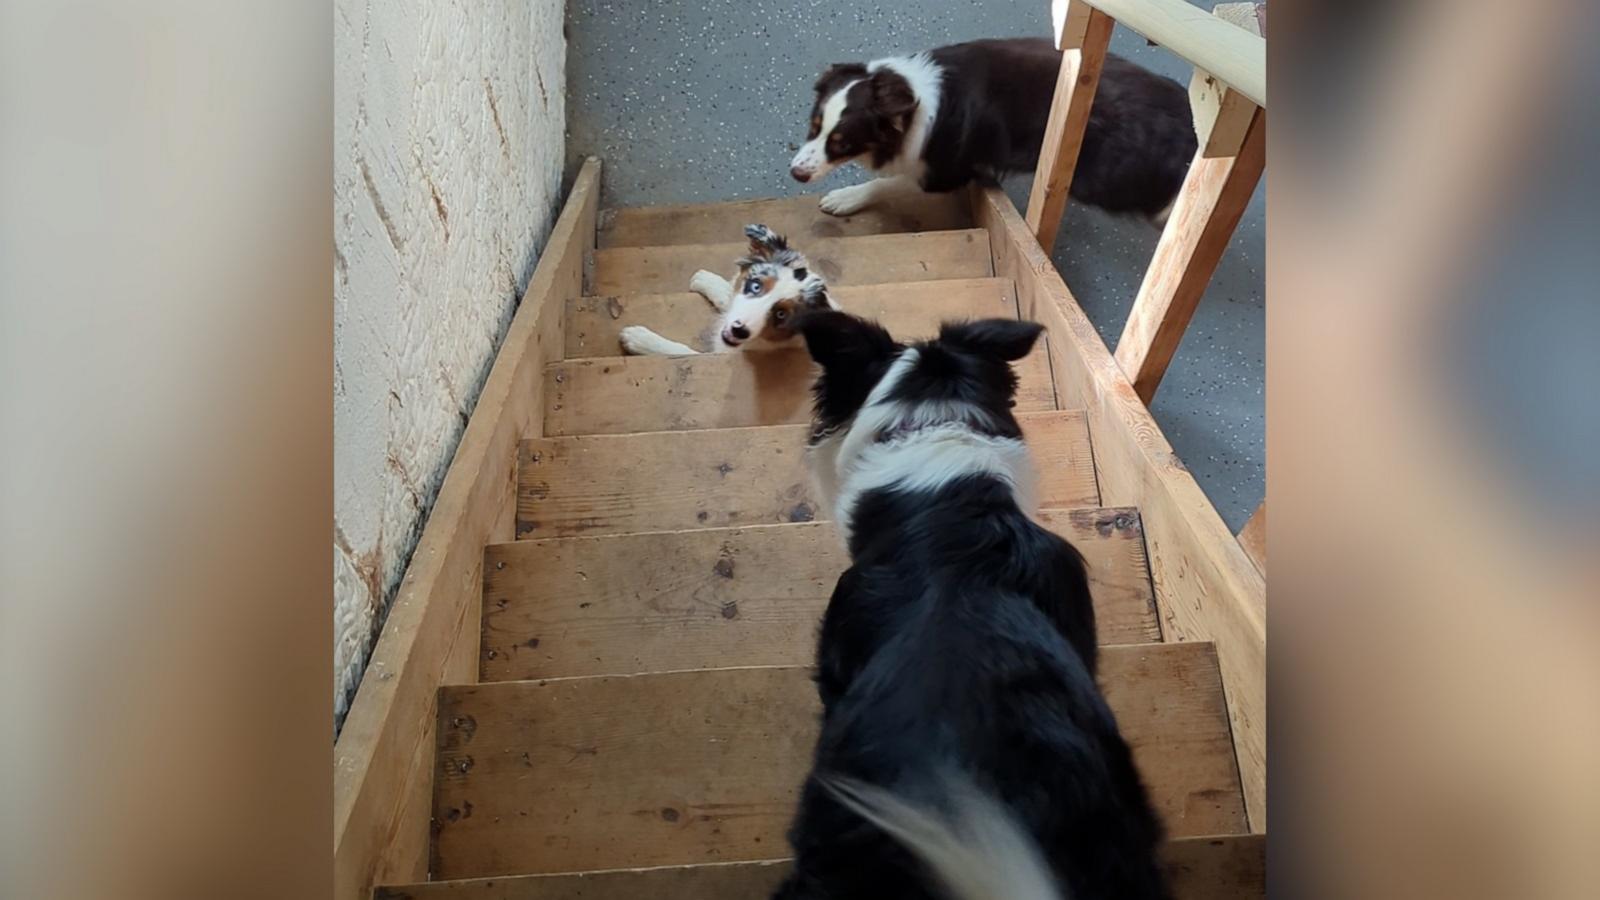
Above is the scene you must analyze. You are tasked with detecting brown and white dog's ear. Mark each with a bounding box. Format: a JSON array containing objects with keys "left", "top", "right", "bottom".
[
  {"left": 814, "top": 62, "right": 868, "bottom": 94},
  {"left": 744, "top": 223, "right": 790, "bottom": 260},
  {"left": 870, "top": 69, "right": 918, "bottom": 134},
  {"left": 799, "top": 277, "right": 835, "bottom": 312}
]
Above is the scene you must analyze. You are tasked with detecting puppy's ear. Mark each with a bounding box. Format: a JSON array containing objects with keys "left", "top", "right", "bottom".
[
  {"left": 744, "top": 223, "right": 789, "bottom": 259},
  {"left": 795, "top": 311, "right": 899, "bottom": 372},
  {"left": 870, "top": 70, "right": 918, "bottom": 133},
  {"left": 798, "top": 277, "right": 833, "bottom": 311},
  {"left": 815, "top": 62, "right": 868, "bottom": 92},
  {"left": 938, "top": 319, "right": 1044, "bottom": 362}
]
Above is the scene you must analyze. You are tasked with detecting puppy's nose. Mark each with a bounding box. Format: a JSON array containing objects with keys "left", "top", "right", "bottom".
[
  {"left": 730, "top": 323, "right": 751, "bottom": 340},
  {"left": 790, "top": 166, "right": 811, "bottom": 183}
]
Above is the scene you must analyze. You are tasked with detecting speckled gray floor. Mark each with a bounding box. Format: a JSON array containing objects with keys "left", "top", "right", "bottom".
[{"left": 564, "top": 0, "right": 1264, "bottom": 530}]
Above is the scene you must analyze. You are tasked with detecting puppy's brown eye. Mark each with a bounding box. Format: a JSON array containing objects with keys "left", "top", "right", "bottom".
[{"left": 774, "top": 309, "right": 789, "bottom": 322}]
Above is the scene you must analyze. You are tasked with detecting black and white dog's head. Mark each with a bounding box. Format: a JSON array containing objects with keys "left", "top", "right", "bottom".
[
  {"left": 719, "top": 224, "right": 835, "bottom": 348},
  {"left": 789, "top": 57, "right": 939, "bottom": 183},
  {"left": 793, "top": 311, "right": 1044, "bottom": 542}
]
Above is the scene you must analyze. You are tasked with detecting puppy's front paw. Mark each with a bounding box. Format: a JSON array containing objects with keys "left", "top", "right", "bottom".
[
  {"left": 688, "top": 269, "right": 726, "bottom": 299},
  {"left": 819, "top": 185, "right": 870, "bottom": 217},
  {"left": 619, "top": 325, "right": 658, "bottom": 355}
]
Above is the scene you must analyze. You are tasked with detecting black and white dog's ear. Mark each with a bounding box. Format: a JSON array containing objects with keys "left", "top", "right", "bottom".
[
  {"left": 938, "top": 318, "right": 1044, "bottom": 362},
  {"left": 796, "top": 311, "right": 898, "bottom": 371},
  {"left": 744, "top": 223, "right": 789, "bottom": 259},
  {"left": 870, "top": 70, "right": 919, "bottom": 133},
  {"left": 799, "top": 277, "right": 833, "bottom": 311}
]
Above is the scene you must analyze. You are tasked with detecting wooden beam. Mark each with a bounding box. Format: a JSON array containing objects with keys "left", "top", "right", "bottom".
[
  {"left": 1024, "top": 5, "right": 1115, "bottom": 252},
  {"left": 1189, "top": 68, "right": 1257, "bottom": 158},
  {"left": 1078, "top": 0, "right": 1267, "bottom": 107},
  {"left": 332, "top": 158, "right": 602, "bottom": 900},
  {"left": 971, "top": 184, "right": 1267, "bottom": 831},
  {"left": 1115, "top": 108, "right": 1265, "bottom": 404},
  {"left": 1237, "top": 501, "right": 1265, "bottom": 575}
]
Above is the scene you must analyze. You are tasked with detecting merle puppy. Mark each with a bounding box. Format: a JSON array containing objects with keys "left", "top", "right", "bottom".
[
  {"left": 789, "top": 37, "right": 1195, "bottom": 225},
  {"left": 773, "top": 311, "right": 1170, "bottom": 900}
]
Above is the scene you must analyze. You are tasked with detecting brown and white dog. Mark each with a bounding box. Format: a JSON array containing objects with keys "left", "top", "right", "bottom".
[
  {"left": 789, "top": 38, "right": 1196, "bottom": 226},
  {"left": 619, "top": 224, "right": 838, "bottom": 356}
]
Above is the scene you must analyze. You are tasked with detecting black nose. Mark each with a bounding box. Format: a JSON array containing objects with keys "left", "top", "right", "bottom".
[
  {"left": 790, "top": 166, "right": 810, "bottom": 183},
  {"left": 730, "top": 324, "right": 751, "bottom": 340}
]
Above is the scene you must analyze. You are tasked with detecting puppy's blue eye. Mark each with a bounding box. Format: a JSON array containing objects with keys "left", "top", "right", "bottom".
[{"left": 744, "top": 278, "right": 762, "bottom": 294}]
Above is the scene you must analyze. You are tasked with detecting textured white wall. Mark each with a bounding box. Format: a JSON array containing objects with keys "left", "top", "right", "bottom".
[{"left": 334, "top": 0, "right": 565, "bottom": 727}]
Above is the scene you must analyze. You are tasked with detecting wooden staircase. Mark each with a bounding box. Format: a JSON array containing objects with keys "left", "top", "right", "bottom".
[{"left": 358, "top": 181, "right": 1265, "bottom": 898}]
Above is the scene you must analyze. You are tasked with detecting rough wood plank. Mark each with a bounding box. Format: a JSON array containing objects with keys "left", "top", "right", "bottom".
[
  {"left": 972, "top": 185, "right": 1266, "bottom": 830},
  {"left": 587, "top": 229, "right": 993, "bottom": 295},
  {"left": 1115, "top": 109, "right": 1265, "bottom": 403},
  {"left": 430, "top": 646, "right": 1244, "bottom": 878},
  {"left": 516, "top": 411, "right": 1098, "bottom": 539},
  {"left": 333, "top": 159, "right": 603, "bottom": 900},
  {"left": 1188, "top": 68, "right": 1257, "bottom": 158},
  {"left": 1025, "top": 5, "right": 1115, "bottom": 251},
  {"left": 1069, "top": 0, "right": 1267, "bottom": 106},
  {"left": 1236, "top": 501, "right": 1265, "bottom": 574},
  {"left": 565, "top": 277, "right": 1020, "bottom": 358},
  {"left": 481, "top": 508, "right": 1159, "bottom": 681},
  {"left": 542, "top": 345, "right": 1056, "bottom": 436},
  {"left": 596, "top": 192, "right": 971, "bottom": 249},
  {"left": 378, "top": 833, "right": 1261, "bottom": 899}
]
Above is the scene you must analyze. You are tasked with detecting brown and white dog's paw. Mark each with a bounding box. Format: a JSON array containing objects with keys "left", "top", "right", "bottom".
[{"left": 819, "top": 184, "right": 873, "bottom": 217}]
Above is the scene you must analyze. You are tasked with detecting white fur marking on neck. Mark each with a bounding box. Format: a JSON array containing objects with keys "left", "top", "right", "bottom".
[{"left": 807, "top": 348, "right": 1038, "bottom": 547}]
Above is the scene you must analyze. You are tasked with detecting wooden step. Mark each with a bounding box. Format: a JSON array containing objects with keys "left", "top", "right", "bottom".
[
  {"left": 516, "top": 411, "right": 1098, "bottom": 539},
  {"left": 566, "top": 276, "right": 1020, "bottom": 358},
  {"left": 587, "top": 229, "right": 993, "bottom": 295},
  {"left": 378, "top": 833, "right": 1262, "bottom": 899},
  {"left": 543, "top": 345, "right": 1055, "bottom": 436},
  {"left": 430, "top": 646, "right": 1246, "bottom": 879},
  {"left": 594, "top": 192, "right": 972, "bottom": 249},
  {"left": 482, "top": 508, "right": 1159, "bottom": 681}
]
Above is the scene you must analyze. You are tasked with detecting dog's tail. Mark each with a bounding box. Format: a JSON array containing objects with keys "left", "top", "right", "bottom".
[{"left": 820, "top": 772, "right": 1064, "bottom": 900}]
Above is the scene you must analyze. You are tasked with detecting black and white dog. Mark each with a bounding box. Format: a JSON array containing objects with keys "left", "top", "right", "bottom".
[
  {"left": 789, "top": 38, "right": 1195, "bottom": 226},
  {"left": 774, "top": 311, "right": 1171, "bottom": 900}
]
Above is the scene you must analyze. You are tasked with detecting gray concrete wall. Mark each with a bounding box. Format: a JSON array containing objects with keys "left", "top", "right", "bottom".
[{"left": 333, "top": 0, "right": 566, "bottom": 727}]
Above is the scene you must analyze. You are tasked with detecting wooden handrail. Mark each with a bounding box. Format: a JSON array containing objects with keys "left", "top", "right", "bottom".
[{"left": 1055, "top": 0, "right": 1266, "bottom": 106}]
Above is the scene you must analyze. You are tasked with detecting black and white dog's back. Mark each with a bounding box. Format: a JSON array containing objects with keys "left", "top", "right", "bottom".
[
  {"left": 774, "top": 311, "right": 1170, "bottom": 900},
  {"left": 790, "top": 37, "right": 1195, "bottom": 225}
]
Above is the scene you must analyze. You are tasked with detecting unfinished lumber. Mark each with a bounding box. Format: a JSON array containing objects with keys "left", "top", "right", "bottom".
[
  {"left": 587, "top": 229, "right": 992, "bottom": 295},
  {"left": 1115, "top": 108, "right": 1265, "bottom": 404},
  {"left": 972, "top": 185, "right": 1267, "bottom": 830},
  {"left": 430, "top": 645, "right": 1244, "bottom": 878},
  {"left": 333, "top": 159, "right": 603, "bottom": 900},
  {"left": 1025, "top": 2, "right": 1115, "bottom": 251},
  {"left": 565, "top": 277, "right": 1020, "bottom": 358},
  {"left": 1065, "top": 0, "right": 1266, "bottom": 106},
  {"left": 1237, "top": 501, "right": 1265, "bottom": 574},
  {"left": 378, "top": 833, "right": 1262, "bottom": 899},
  {"left": 542, "top": 342, "right": 1055, "bottom": 436},
  {"left": 480, "top": 508, "right": 1160, "bottom": 681},
  {"left": 516, "top": 411, "right": 1099, "bottom": 539},
  {"left": 595, "top": 192, "right": 972, "bottom": 248}
]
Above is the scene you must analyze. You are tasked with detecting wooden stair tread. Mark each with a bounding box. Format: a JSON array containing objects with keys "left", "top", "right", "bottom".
[
  {"left": 482, "top": 508, "right": 1159, "bottom": 681},
  {"left": 430, "top": 646, "right": 1246, "bottom": 879},
  {"left": 543, "top": 345, "right": 1055, "bottom": 436},
  {"left": 594, "top": 192, "right": 972, "bottom": 249},
  {"left": 587, "top": 229, "right": 993, "bottom": 295},
  {"left": 565, "top": 276, "right": 1020, "bottom": 358},
  {"left": 516, "top": 411, "right": 1098, "bottom": 539},
  {"left": 379, "top": 834, "right": 1261, "bottom": 898}
]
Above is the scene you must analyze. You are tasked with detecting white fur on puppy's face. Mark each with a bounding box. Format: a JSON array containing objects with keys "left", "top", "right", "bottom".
[
  {"left": 789, "top": 81, "right": 862, "bottom": 183},
  {"left": 716, "top": 264, "right": 815, "bottom": 349}
]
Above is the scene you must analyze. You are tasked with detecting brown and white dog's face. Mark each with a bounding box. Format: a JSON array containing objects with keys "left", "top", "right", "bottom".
[
  {"left": 718, "top": 224, "right": 835, "bottom": 349},
  {"left": 789, "top": 64, "right": 918, "bottom": 183}
]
